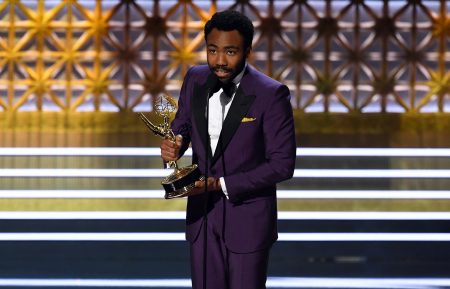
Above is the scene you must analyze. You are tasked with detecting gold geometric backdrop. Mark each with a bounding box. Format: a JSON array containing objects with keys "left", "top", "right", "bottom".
[{"left": 0, "top": 0, "right": 449, "bottom": 113}]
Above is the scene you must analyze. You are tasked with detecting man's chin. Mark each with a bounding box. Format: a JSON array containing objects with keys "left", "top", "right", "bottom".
[{"left": 218, "top": 77, "right": 232, "bottom": 84}]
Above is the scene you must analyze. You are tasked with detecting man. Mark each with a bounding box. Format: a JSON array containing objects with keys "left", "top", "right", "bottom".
[{"left": 160, "top": 10, "right": 296, "bottom": 289}]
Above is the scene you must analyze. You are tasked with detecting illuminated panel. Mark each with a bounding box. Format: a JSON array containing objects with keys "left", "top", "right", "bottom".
[
  {"left": 0, "top": 277, "right": 446, "bottom": 288},
  {"left": 0, "top": 211, "right": 449, "bottom": 220},
  {"left": 2, "top": 147, "right": 450, "bottom": 156},
  {"left": 0, "top": 1, "right": 448, "bottom": 112},
  {"left": 0, "top": 232, "right": 449, "bottom": 241}
]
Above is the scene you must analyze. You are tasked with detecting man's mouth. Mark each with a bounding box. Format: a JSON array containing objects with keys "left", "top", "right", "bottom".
[{"left": 214, "top": 69, "right": 232, "bottom": 78}]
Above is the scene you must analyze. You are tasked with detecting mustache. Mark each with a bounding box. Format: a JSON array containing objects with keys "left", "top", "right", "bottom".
[{"left": 213, "top": 66, "right": 232, "bottom": 73}]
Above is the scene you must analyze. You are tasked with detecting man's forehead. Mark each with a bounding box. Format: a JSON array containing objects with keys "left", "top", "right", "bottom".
[{"left": 206, "top": 29, "right": 243, "bottom": 43}]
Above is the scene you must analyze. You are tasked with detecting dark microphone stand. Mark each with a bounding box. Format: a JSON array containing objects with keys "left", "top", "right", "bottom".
[{"left": 203, "top": 74, "right": 219, "bottom": 289}]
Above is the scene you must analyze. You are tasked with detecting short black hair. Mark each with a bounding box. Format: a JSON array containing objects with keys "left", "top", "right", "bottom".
[{"left": 204, "top": 10, "right": 254, "bottom": 50}]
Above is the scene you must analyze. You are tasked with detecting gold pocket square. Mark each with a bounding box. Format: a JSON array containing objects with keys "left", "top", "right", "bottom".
[{"left": 241, "top": 117, "right": 256, "bottom": 123}]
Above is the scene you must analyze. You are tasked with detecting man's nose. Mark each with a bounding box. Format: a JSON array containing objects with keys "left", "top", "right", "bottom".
[{"left": 217, "top": 52, "right": 227, "bottom": 66}]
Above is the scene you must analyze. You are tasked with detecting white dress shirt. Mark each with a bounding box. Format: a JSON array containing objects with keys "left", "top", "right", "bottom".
[{"left": 208, "top": 65, "right": 246, "bottom": 198}]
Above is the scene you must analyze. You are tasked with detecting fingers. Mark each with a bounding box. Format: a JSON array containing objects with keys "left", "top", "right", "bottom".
[
  {"left": 175, "top": 134, "right": 183, "bottom": 147},
  {"left": 194, "top": 180, "right": 203, "bottom": 187},
  {"left": 193, "top": 177, "right": 221, "bottom": 193},
  {"left": 160, "top": 135, "right": 182, "bottom": 162}
]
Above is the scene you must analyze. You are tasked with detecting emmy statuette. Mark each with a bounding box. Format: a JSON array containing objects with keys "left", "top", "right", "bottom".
[{"left": 138, "top": 95, "right": 203, "bottom": 199}]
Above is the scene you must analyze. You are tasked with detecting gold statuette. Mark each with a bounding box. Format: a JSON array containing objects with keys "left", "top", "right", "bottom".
[{"left": 138, "top": 95, "right": 203, "bottom": 199}]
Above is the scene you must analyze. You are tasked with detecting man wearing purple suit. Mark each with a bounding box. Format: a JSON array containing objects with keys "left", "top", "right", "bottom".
[{"left": 161, "top": 10, "right": 296, "bottom": 289}]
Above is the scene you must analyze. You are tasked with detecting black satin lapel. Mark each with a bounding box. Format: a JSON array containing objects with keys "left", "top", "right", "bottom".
[
  {"left": 192, "top": 82, "right": 213, "bottom": 159},
  {"left": 212, "top": 88, "right": 256, "bottom": 165}
]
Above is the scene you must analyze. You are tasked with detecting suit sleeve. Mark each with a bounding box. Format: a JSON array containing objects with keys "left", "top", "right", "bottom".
[
  {"left": 224, "top": 85, "right": 296, "bottom": 202},
  {"left": 171, "top": 68, "right": 193, "bottom": 158}
]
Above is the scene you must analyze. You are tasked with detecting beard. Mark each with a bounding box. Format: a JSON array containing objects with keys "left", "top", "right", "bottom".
[{"left": 208, "top": 56, "right": 246, "bottom": 84}]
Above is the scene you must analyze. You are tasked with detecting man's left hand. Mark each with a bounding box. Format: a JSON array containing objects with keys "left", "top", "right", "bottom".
[{"left": 189, "top": 177, "right": 222, "bottom": 195}]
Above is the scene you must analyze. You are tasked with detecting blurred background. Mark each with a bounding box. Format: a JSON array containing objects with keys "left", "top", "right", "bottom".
[{"left": 0, "top": 1, "right": 449, "bottom": 288}]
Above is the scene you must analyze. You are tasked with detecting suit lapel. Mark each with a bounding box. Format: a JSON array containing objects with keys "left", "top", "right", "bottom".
[
  {"left": 192, "top": 81, "right": 213, "bottom": 160},
  {"left": 191, "top": 67, "right": 257, "bottom": 167},
  {"left": 212, "top": 86, "right": 256, "bottom": 165}
]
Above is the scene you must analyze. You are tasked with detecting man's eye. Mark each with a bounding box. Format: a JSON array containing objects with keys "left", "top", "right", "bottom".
[
  {"left": 227, "top": 50, "right": 237, "bottom": 55},
  {"left": 208, "top": 49, "right": 216, "bottom": 54}
]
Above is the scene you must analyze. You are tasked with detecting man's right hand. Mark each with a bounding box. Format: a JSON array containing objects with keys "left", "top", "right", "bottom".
[{"left": 160, "top": 135, "right": 182, "bottom": 162}]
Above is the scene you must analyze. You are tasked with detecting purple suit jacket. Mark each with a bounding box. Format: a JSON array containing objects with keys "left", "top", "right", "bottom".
[{"left": 171, "top": 65, "right": 296, "bottom": 253}]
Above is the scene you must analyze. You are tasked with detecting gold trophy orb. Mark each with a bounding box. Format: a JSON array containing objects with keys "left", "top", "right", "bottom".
[{"left": 139, "top": 94, "right": 203, "bottom": 199}]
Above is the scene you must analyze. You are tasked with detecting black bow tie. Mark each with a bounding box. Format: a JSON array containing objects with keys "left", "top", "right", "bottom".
[
  {"left": 208, "top": 77, "right": 237, "bottom": 98},
  {"left": 222, "top": 82, "right": 237, "bottom": 98}
]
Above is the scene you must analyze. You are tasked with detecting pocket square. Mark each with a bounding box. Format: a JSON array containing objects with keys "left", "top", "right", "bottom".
[{"left": 241, "top": 117, "right": 256, "bottom": 123}]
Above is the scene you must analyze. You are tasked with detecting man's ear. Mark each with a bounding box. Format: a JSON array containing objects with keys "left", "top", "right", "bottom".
[{"left": 245, "top": 47, "right": 251, "bottom": 58}]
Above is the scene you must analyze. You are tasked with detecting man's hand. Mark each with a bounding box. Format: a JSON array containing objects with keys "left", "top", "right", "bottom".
[
  {"left": 160, "top": 135, "right": 182, "bottom": 162},
  {"left": 189, "top": 177, "right": 222, "bottom": 195}
]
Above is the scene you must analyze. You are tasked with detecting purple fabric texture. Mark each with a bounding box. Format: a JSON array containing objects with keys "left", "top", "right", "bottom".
[{"left": 172, "top": 64, "right": 296, "bottom": 253}]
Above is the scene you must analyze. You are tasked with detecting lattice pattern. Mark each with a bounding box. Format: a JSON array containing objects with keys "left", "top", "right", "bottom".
[{"left": 0, "top": 0, "right": 448, "bottom": 112}]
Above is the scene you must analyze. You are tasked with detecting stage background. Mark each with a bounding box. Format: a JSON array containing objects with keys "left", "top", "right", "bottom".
[
  {"left": 0, "top": 0, "right": 449, "bottom": 148},
  {"left": 0, "top": 2, "right": 450, "bottom": 285},
  {"left": 0, "top": 0, "right": 449, "bottom": 212}
]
